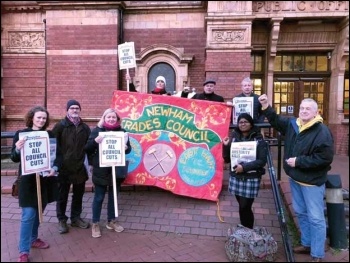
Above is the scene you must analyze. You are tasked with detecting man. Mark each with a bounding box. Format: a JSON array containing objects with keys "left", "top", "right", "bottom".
[
  {"left": 234, "top": 77, "right": 265, "bottom": 123},
  {"left": 192, "top": 79, "right": 225, "bottom": 102},
  {"left": 52, "top": 99, "right": 91, "bottom": 234},
  {"left": 258, "top": 94, "right": 334, "bottom": 263},
  {"left": 173, "top": 86, "right": 196, "bottom": 98}
]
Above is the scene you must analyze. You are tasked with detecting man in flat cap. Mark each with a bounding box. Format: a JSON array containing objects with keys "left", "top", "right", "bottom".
[{"left": 192, "top": 79, "right": 224, "bottom": 102}]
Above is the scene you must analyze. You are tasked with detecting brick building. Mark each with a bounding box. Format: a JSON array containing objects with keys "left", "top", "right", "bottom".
[{"left": 1, "top": 1, "right": 349, "bottom": 155}]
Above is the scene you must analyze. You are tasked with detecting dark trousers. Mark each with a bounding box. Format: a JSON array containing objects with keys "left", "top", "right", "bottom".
[
  {"left": 235, "top": 195, "right": 255, "bottom": 229},
  {"left": 56, "top": 182, "right": 86, "bottom": 221}
]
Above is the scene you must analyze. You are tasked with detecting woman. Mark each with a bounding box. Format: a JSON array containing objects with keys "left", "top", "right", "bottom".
[
  {"left": 151, "top": 75, "right": 171, "bottom": 95},
  {"left": 11, "top": 106, "right": 62, "bottom": 262},
  {"left": 223, "top": 113, "right": 267, "bottom": 229},
  {"left": 84, "top": 108, "right": 132, "bottom": 238}
]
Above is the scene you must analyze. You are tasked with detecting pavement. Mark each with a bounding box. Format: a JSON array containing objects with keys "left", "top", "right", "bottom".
[{"left": 1, "top": 148, "right": 349, "bottom": 262}]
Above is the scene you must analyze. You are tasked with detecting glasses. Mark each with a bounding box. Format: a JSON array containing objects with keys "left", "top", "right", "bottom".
[
  {"left": 69, "top": 107, "right": 80, "bottom": 110},
  {"left": 238, "top": 121, "right": 250, "bottom": 125}
]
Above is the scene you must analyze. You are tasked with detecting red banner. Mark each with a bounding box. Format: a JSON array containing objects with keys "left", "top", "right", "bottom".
[{"left": 111, "top": 91, "right": 232, "bottom": 201}]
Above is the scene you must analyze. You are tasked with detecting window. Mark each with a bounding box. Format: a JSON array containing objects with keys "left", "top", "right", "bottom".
[
  {"left": 251, "top": 53, "right": 264, "bottom": 94},
  {"left": 274, "top": 54, "right": 329, "bottom": 72}
]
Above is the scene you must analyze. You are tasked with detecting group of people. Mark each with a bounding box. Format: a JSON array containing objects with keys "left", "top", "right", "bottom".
[
  {"left": 11, "top": 100, "right": 131, "bottom": 262},
  {"left": 223, "top": 94, "right": 333, "bottom": 263},
  {"left": 11, "top": 75, "right": 334, "bottom": 262}
]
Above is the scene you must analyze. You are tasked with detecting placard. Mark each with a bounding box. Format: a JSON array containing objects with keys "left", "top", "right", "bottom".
[
  {"left": 19, "top": 131, "right": 50, "bottom": 175},
  {"left": 230, "top": 141, "right": 257, "bottom": 171},
  {"left": 232, "top": 97, "right": 254, "bottom": 124},
  {"left": 118, "top": 42, "right": 136, "bottom": 70},
  {"left": 98, "top": 131, "right": 126, "bottom": 167}
]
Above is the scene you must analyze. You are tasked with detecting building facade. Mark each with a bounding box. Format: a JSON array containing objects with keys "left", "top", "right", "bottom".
[{"left": 1, "top": 1, "right": 349, "bottom": 155}]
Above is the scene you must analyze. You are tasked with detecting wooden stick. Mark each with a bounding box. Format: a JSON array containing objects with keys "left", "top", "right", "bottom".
[
  {"left": 126, "top": 68, "right": 130, "bottom": 92},
  {"left": 36, "top": 173, "right": 43, "bottom": 223},
  {"left": 112, "top": 166, "right": 119, "bottom": 217}
]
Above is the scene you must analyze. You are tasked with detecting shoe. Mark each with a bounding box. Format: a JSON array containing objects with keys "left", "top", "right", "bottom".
[
  {"left": 58, "top": 219, "right": 69, "bottom": 234},
  {"left": 293, "top": 245, "right": 311, "bottom": 254},
  {"left": 92, "top": 223, "right": 101, "bottom": 238},
  {"left": 71, "top": 218, "right": 90, "bottom": 229},
  {"left": 309, "top": 257, "right": 322, "bottom": 262},
  {"left": 18, "top": 253, "right": 29, "bottom": 262},
  {"left": 106, "top": 220, "right": 124, "bottom": 232},
  {"left": 31, "top": 238, "right": 49, "bottom": 249}
]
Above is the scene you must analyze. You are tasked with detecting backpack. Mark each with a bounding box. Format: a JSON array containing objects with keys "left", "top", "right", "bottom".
[{"left": 225, "top": 224, "right": 278, "bottom": 262}]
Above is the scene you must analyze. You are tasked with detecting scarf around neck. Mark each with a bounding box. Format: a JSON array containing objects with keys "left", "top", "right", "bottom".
[
  {"left": 67, "top": 113, "right": 81, "bottom": 126},
  {"left": 103, "top": 121, "right": 121, "bottom": 130}
]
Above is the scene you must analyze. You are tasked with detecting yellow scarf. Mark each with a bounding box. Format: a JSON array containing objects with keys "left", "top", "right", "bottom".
[{"left": 296, "top": 115, "right": 323, "bottom": 133}]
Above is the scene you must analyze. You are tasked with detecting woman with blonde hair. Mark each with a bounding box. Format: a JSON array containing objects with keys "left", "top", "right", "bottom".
[{"left": 84, "top": 108, "right": 132, "bottom": 238}]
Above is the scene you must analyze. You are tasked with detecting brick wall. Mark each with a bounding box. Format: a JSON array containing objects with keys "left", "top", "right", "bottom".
[
  {"left": 1, "top": 57, "right": 46, "bottom": 117},
  {"left": 329, "top": 123, "right": 349, "bottom": 156},
  {"left": 47, "top": 24, "right": 119, "bottom": 119},
  {"left": 205, "top": 52, "right": 253, "bottom": 101},
  {"left": 124, "top": 28, "right": 206, "bottom": 92}
]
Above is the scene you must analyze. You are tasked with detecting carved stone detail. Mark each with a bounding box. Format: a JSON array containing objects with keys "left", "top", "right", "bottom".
[
  {"left": 213, "top": 30, "right": 245, "bottom": 43},
  {"left": 8, "top": 31, "right": 44, "bottom": 49}
]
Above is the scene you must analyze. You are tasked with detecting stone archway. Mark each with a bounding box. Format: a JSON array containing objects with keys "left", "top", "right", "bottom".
[{"left": 133, "top": 44, "right": 194, "bottom": 93}]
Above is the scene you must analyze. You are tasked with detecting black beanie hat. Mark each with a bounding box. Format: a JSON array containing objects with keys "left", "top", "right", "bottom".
[
  {"left": 66, "top": 99, "right": 81, "bottom": 111},
  {"left": 237, "top": 113, "right": 254, "bottom": 126}
]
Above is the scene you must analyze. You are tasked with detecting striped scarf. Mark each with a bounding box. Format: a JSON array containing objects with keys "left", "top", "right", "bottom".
[{"left": 67, "top": 113, "right": 81, "bottom": 126}]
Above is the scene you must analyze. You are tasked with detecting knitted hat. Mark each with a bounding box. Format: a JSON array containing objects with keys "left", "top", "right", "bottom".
[
  {"left": 155, "top": 76, "right": 166, "bottom": 86},
  {"left": 237, "top": 113, "right": 254, "bottom": 126},
  {"left": 66, "top": 99, "right": 81, "bottom": 111},
  {"left": 203, "top": 79, "right": 216, "bottom": 86}
]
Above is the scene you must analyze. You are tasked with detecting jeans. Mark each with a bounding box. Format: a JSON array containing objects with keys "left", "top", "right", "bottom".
[
  {"left": 289, "top": 178, "right": 326, "bottom": 258},
  {"left": 18, "top": 206, "right": 45, "bottom": 254},
  {"left": 56, "top": 182, "right": 86, "bottom": 221},
  {"left": 92, "top": 184, "right": 121, "bottom": 223}
]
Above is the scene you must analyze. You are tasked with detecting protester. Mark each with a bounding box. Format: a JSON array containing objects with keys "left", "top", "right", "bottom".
[
  {"left": 151, "top": 75, "right": 171, "bottom": 95},
  {"left": 258, "top": 94, "right": 334, "bottom": 262},
  {"left": 52, "top": 99, "right": 91, "bottom": 234},
  {"left": 233, "top": 77, "right": 265, "bottom": 123},
  {"left": 84, "top": 108, "right": 132, "bottom": 238},
  {"left": 222, "top": 113, "right": 267, "bottom": 229},
  {"left": 11, "top": 106, "right": 62, "bottom": 262},
  {"left": 173, "top": 86, "right": 196, "bottom": 98},
  {"left": 125, "top": 73, "right": 138, "bottom": 92},
  {"left": 192, "top": 79, "right": 225, "bottom": 102}
]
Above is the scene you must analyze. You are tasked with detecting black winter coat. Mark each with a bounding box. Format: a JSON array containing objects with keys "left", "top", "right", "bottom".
[
  {"left": 192, "top": 92, "right": 225, "bottom": 102},
  {"left": 263, "top": 106, "right": 334, "bottom": 186},
  {"left": 11, "top": 128, "right": 62, "bottom": 208},
  {"left": 52, "top": 117, "right": 91, "bottom": 184},
  {"left": 84, "top": 126, "right": 132, "bottom": 186},
  {"left": 223, "top": 127, "right": 267, "bottom": 179}
]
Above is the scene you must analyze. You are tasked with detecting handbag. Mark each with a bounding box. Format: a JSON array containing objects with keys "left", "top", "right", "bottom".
[
  {"left": 11, "top": 177, "right": 20, "bottom": 198},
  {"left": 225, "top": 224, "right": 278, "bottom": 262},
  {"left": 114, "top": 160, "right": 129, "bottom": 179}
]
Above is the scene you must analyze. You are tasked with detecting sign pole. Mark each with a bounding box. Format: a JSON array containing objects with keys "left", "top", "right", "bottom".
[
  {"left": 112, "top": 166, "right": 119, "bottom": 217},
  {"left": 36, "top": 173, "right": 43, "bottom": 223},
  {"left": 126, "top": 68, "right": 130, "bottom": 92}
]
